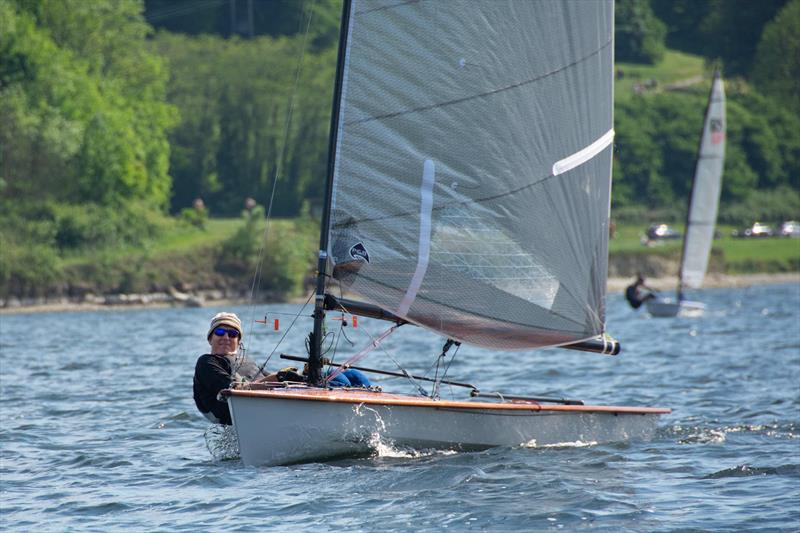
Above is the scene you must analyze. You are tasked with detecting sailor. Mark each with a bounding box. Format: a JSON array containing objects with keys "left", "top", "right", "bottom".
[
  {"left": 625, "top": 274, "right": 657, "bottom": 309},
  {"left": 193, "top": 312, "right": 276, "bottom": 425},
  {"left": 193, "top": 312, "right": 372, "bottom": 425}
]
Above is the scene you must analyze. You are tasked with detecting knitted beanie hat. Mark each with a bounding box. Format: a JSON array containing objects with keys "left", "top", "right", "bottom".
[{"left": 207, "top": 312, "right": 243, "bottom": 340}]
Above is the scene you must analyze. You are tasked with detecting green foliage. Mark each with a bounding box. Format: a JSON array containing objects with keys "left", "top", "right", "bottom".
[
  {"left": 218, "top": 205, "right": 267, "bottom": 274},
  {"left": 608, "top": 223, "right": 800, "bottom": 275},
  {"left": 613, "top": 77, "right": 800, "bottom": 220},
  {"left": 615, "top": 0, "right": 667, "bottom": 64},
  {"left": 752, "top": 0, "right": 800, "bottom": 115},
  {"left": 614, "top": 90, "right": 701, "bottom": 208},
  {"left": 699, "top": 0, "right": 789, "bottom": 77},
  {"left": 180, "top": 205, "right": 208, "bottom": 229},
  {"left": 216, "top": 205, "right": 317, "bottom": 298},
  {"left": 651, "top": 0, "right": 711, "bottom": 54},
  {"left": 726, "top": 88, "right": 800, "bottom": 194},
  {"left": 0, "top": 198, "right": 174, "bottom": 296},
  {"left": 0, "top": 238, "right": 62, "bottom": 298},
  {"left": 719, "top": 186, "right": 800, "bottom": 227},
  {"left": 0, "top": 0, "right": 176, "bottom": 209},
  {"left": 144, "top": 0, "right": 342, "bottom": 50},
  {"left": 153, "top": 31, "right": 335, "bottom": 217},
  {"left": 653, "top": 0, "right": 789, "bottom": 78}
]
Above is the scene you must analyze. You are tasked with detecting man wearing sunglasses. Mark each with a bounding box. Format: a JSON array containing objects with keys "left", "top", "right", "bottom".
[{"left": 193, "top": 312, "right": 276, "bottom": 425}]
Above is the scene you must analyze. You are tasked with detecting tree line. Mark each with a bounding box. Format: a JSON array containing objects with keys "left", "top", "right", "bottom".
[
  {"left": 613, "top": 0, "right": 799, "bottom": 222},
  {"left": 1, "top": 0, "right": 798, "bottom": 295}
]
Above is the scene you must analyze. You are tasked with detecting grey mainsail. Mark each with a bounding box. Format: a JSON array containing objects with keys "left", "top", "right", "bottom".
[
  {"left": 679, "top": 72, "right": 726, "bottom": 294},
  {"left": 326, "top": 0, "right": 615, "bottom": 350}
]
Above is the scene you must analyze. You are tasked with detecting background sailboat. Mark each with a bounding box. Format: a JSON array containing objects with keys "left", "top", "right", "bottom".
[
  {"left": 647, "top": 71, "right": 726, "bottom": 318},
  {"left": 223, "top": 0, "right": 669, "bottom": 466}
]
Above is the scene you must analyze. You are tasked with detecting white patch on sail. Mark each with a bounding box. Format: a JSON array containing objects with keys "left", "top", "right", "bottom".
[
  {"left": 551, "top": 129, "right": 615, "bottom": 176},
  {"left": 397, "top": 159, "right": 436, "bottom": 316}
]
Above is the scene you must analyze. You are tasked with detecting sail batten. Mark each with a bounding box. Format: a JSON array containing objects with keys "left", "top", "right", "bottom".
[
  {"left": 328, "top": 0, "right": 615, "bottom": 350},
  {"left": 343, "top": 37, "right": 613, "bottom": 127}
]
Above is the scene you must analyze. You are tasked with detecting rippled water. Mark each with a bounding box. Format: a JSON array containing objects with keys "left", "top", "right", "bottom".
[{"left": 2, "top": 283, "right": 799, "bottom": 531}]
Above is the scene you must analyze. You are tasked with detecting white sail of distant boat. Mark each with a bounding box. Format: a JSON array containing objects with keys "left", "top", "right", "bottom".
[
  {"left": 222, "top": 0, "right": 669, "bottom": 467},
  {"left": 647, "top": 71, "right": 726, "bottom": 318}
]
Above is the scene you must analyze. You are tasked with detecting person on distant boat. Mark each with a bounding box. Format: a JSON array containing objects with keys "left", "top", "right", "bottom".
[{"left": 625, "top": 274, "right": 657, "bottom": 309}]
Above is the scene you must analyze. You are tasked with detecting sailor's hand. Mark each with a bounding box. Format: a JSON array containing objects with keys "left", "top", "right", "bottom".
[{"left": 277, "top": 367, "right": 305, "bottom": 382}]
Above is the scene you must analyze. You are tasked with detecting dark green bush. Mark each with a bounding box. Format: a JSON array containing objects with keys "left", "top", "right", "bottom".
[
  {"left": 718, "top": 186, "right": 800, "bottom": 227},
  {"left": 216, "top": 204, "right": 317, "bottom": 298},
  {"left": 0, "top": 199, "right": 174, "bottom": 296},
  {"left": 0, "top": 239, "right": 62, "bottom": 298}
]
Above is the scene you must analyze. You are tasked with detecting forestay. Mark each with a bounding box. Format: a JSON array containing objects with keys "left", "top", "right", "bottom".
[
  {"left": 327, "top": 0, "right": 615, "bottom": 350},
  {"left": 680, "top": 72, "right": 726, "bottom": 291}
]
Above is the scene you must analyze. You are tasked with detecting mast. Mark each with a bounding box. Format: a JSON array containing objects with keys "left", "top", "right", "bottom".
[
  {"left": 677, "top": 69, "right": 720, "bottom": 302},
  {"left": 308, "top": 0, "right": 353, "bottom": 385}
]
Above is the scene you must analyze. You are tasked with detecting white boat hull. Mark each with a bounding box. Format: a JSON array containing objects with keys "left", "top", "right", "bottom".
[
  {"left": 645, "top": 298, "right": 705, "bottom": 318},
  {"left": 224, "top": 386, "right": 669, "bottom": 466}
]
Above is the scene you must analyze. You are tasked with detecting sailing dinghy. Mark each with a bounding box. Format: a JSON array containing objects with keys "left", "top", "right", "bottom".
[
  {"left": 646, "top": 71, "right": 726, "bottom": 318},
  {"left": 223, "top": 0, "right": 669, "bottom": 467}
]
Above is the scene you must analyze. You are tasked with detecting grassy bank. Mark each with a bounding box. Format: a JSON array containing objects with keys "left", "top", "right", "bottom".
[
  {"left": 615, "top": 50, "right": 707, "bottom": 104},
  {"left": 1, "top": 212, "right": 317, "bottom": 302},
  {"left": 50, "top": 219, "right": 800, "bottom": 288},
  {"left": 2, "top": 216, "right": 797, "bottom": 305},
  {"left": 609, "top": 223, "right": 800, "bottom": 275}
]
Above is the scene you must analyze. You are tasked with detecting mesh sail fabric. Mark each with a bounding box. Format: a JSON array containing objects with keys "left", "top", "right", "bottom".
[
  {"left": 328, "top": 0, "right": 614, "bottom": 350},
  {"left": 681, "top": 73, "right": 725, "bottom": 290}
]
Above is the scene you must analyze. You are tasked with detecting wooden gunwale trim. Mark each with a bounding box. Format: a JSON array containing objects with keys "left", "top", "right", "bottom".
[{"left": 223, "top": 388, "right": 671, "bottom": 414}]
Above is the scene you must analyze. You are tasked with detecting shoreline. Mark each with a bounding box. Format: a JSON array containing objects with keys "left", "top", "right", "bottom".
[{"left": 2, "top": 272, "right": 797, "bottom": 316}]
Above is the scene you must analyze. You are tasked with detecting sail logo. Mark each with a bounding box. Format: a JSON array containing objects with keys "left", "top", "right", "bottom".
[
  {"left": 710, "top": 118, "right": 725, "bottom": 144},
  {"left": 349, "top": 242, "right": 370, "bottom": 263}
]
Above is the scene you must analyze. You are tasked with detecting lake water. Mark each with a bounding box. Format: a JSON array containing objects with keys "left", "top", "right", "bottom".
[{"left": 1, "top": 283, "right": 799, "bottom": 531}]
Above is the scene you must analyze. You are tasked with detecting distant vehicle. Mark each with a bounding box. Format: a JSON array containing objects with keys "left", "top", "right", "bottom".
[
  {"left": 780, "top": 220, "right": 800, "bottom": 238},
  {"left": 646, "top": 223, "right": 681, "bottom": 241},
  {"left": 733, "top": 222, "right": 774, "bottom": 238}
]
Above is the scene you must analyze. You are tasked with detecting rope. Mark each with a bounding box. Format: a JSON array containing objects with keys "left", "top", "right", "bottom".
[
  {"left": 240, "top": 0, "right": 317, "bottom": 366},
  {"left": 256, "top": 289, "right": 315, "bottom": 375},
  {"left": 324, "top": 325, "right": 399, "bottom": 384},
  {"left": 339, "top": 302, "right": 428, "bottom": 397}
]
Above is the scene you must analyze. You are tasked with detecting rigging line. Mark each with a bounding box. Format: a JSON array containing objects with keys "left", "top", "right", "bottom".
[
  {"left": 323, "top": 284, "right": 348, "bottom": 369},
  {"left": 324, "top": 324, "right": 398, "bottom": 384},
  {"left": 336, "top": 300, "right": 428, "bottom": 396},
  {"left": 256, "top": 289, "right": 315, "bottom": 375},
  {"left": 244, "top": 0, "right": 317, "bottom": 340},
  {"left": 355, "top": 0, "right": 420, "bottom": 15},
  {"left": 422, "top": 341, "right": 458, "bottom": 399},
  {"left": 437, "top": 343, "right": 461, "bottom": 399},
  {"left": 145, "top": 0, "right": 225, "bottom": 22},
  {"left": 345, "top": 38, "right": 612, "bottom": 126}
]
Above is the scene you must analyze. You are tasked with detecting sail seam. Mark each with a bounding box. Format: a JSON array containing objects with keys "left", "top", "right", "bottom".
[
  {"left": 355, "top": 0, "right": 420, "bottom": 15},
  {"left": 552, "top": 130, "right": 615, "bottom": 176},
  {"left": 330, "top": 147, "right": 611, "bottom": 228},
  {"left": 397, "top": 159, "right": 436, "bottom": 316},
  {"left": 345, "top": 39, "right": 613, "bottom": 126}
]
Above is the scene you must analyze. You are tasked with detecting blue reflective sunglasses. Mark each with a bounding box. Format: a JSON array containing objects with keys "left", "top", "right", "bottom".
[{"left": 213, "top": 327, "right": 240, "bottom": 338}]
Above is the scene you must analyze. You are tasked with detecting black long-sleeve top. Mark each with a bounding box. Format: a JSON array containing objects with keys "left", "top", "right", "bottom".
[{"left": 193, "top": 353, "right": 264, "bottom": 425}]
